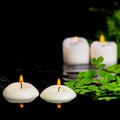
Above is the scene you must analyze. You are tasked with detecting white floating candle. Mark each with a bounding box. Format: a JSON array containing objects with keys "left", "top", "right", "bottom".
[
  {"left": 40, "top": 78, "right": 76, "bottom": 103},
  {"left": 90, "top": 34, "right": 117, "bottom": 67},
  {"left": 2, "top": 74, "right": 39, "bottom": 103},
  {"left": 62, "top": 36, "right": 90, "bottom": 65}
]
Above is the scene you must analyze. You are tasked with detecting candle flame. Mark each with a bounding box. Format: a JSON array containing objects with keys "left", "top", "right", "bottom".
[
  {"left": 19, "top": 75, "right": 24, "bottom": 108},
  {"left": 19, "top": 74, "right": 24, "bottom": 83},
  {"left": 57, "top": 78, "right": 62, "bottom": 109},
  {"left": 57, "top": 103, "right": 61, "bottom": 109},
  {"left": 100, "top": 34, "right": 105, "bottom": 43},
  {"left": 57, "top": 77, "right": 61, "bottom": 85},
  {"left": 20, "top": 103, "right": 24, "bottom": 108},
  {"left": 73, "top": 36, "right": 79, "bottom": 43}
]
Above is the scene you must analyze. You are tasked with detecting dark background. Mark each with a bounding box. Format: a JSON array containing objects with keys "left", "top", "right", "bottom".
[{"left": 1, "top": 0, "right": 120, "bottom": 74}]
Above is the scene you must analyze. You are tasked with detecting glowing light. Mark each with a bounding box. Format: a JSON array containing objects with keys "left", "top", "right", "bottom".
[
  {"left": 57, "top": 77, "right": 61, "bottom": 85},
  {"left": 19, "top": 74, "right": 24, "bottom": 83},
  {"left": 57, "top": 103, "right": 61, "bottom": 109},
  {"left": 20, "top": 103, "right": 24, "bottom": 108},
  {"left": 73, "top": 36, "right": 79, "bottom": 43},
  {"left": 100, "top": 34, "right": 105, "bottom": 43}
]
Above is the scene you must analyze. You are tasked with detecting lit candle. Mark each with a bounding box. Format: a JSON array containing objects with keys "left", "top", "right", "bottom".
[
  {"left": 40, "top": 77, "right": 76, "bottom": 104},
  {"left": 2, "top": 74, "right": 39, "bottom": 103},
  {"left": 90, "top": 34, "right": 117, "bottom": 67},
  {"left": 62, "top": 36, "right": 90, "bottom": 65}
]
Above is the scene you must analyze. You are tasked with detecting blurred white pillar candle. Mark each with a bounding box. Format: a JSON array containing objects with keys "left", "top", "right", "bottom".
[
  {"left": 62, "top": 36, "right": 90, "bottom": 65},
  {"left": 2, "top": 74, "right": 39, "bottom": 103},
  {"left": 40, "top": 78, "right": 76, "bottom": 103},
  {"left": 90, "top": 34, "right": 117, "bottom": 66}
]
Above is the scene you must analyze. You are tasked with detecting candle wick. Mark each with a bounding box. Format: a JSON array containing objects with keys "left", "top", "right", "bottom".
[
  {"left": 20, "top": 82, "right": 23, "bottom": 89},
  {"left": 58, "top": 86, "right": 61, "bottom": 92}
]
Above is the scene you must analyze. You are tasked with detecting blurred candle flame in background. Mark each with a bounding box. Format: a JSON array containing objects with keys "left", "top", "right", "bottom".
[
  {"left": 100, "top": 34, "right": 105, "bottom": 43},
  {"left": 73, "top": 36, "right": 79, "bottom": 43}
]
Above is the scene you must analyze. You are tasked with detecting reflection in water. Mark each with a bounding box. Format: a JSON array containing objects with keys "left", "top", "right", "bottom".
[{"left": 62, "top": 64, "right": 91, "bottom": 81}]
